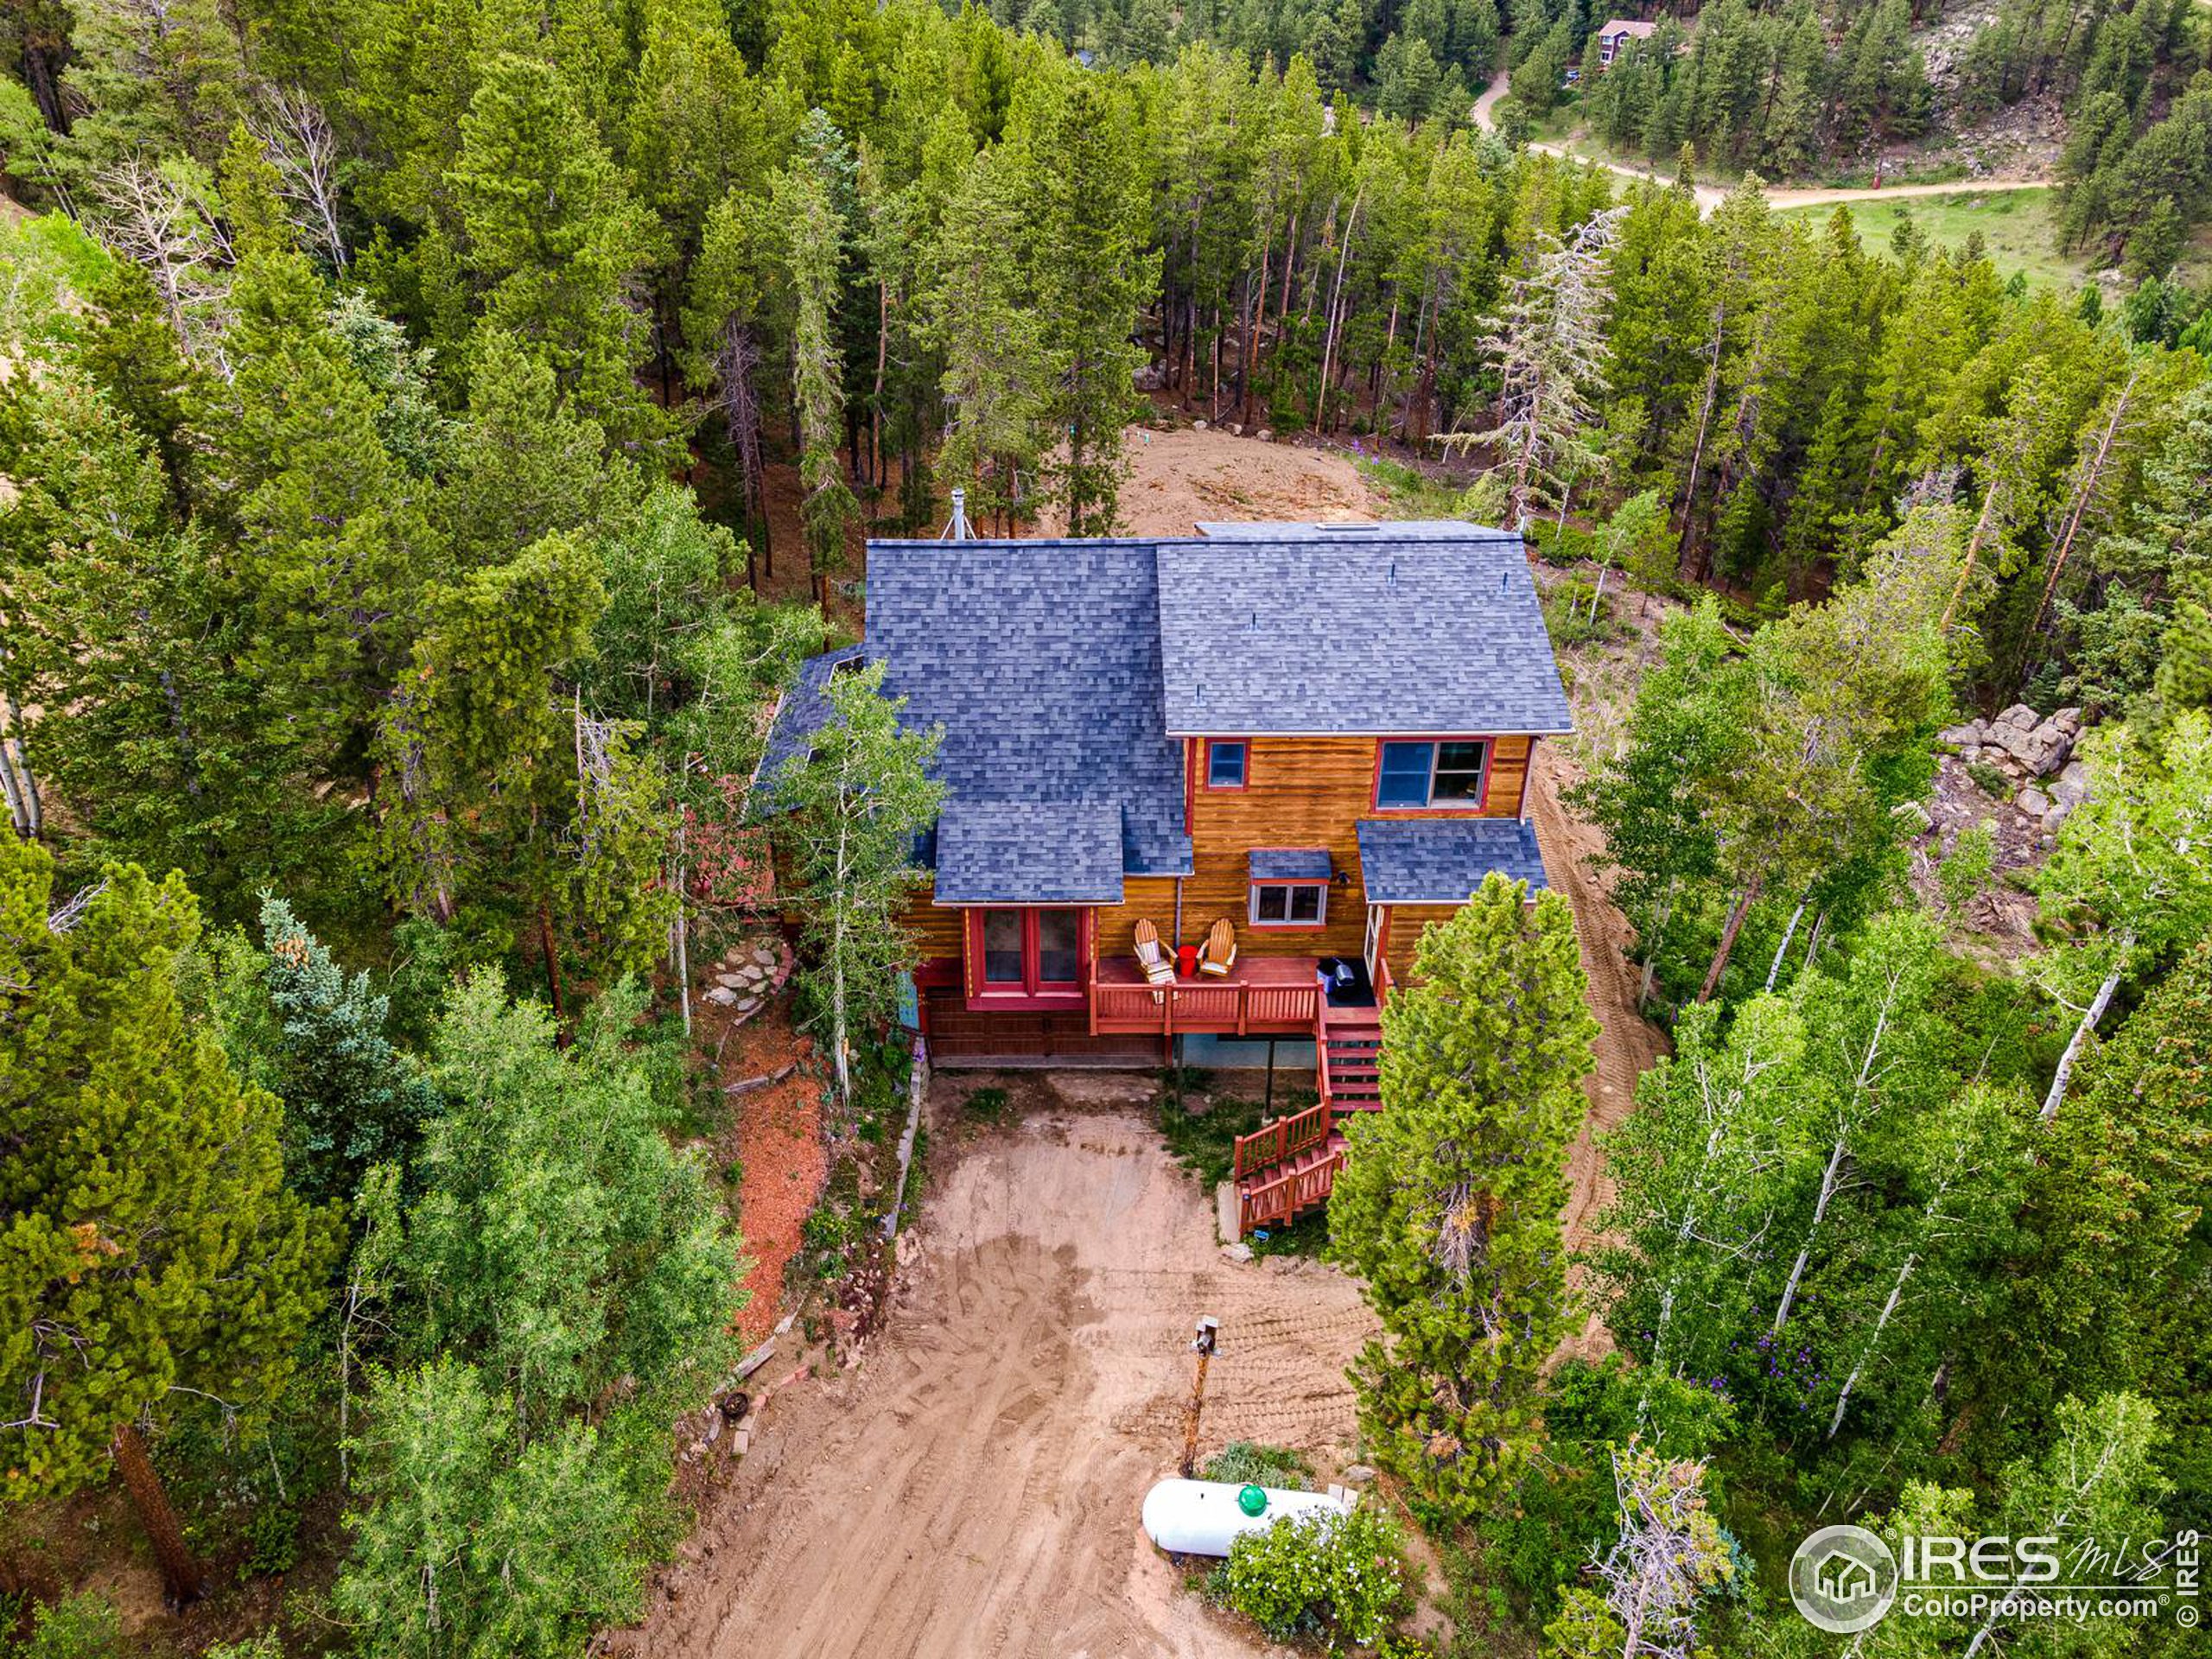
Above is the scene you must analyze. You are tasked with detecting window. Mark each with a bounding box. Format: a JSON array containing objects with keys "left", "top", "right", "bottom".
[
  {"left": 970, "top": 908, "right": 1086, "bottom": 1002},
  {"left": 1206, "top": 740, "right": 1248, "bottom": 790},
  {"left": 1249, "top": 882, "right": 1325, "bottom": 927},
  {"left": 1375, "top": 739, "right": 1491, "bottom": 810}
]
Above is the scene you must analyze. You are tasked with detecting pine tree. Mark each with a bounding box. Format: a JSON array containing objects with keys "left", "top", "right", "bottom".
[
  {"left": 1439, "top": 206, "right": 1626, "bottom": 529},
  {"left": 1012, "top": 71, "right": 1160, "bottom": 535},
  {"left": 925, "top": 146, "right": 1052, "bottom": 532},
  {"left": 0, "top": 842, "right": 334, "bottom": 1605},
  {"left": 774, "top": 110, "right": 861, "bottom": 598},
  {"left": 1328, "top": 874, "right": 1599, "bottom": 1519}
]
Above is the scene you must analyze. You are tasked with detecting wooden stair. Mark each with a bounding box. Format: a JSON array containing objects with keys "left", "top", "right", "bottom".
[
  {"left": 1317, "top": 1010, "right": 1382, "bottom": 1111},
  {"left": 1230, "top": 1101, "right": 1345, "bottom": 1236}
]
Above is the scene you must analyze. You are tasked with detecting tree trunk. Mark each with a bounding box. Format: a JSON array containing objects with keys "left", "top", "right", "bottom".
[
  {"left": 1770, "top": 1129, "right": 1847, "bottom": 1339},
  {"left": 1941, "top": 476, "right": 2002, "bottom": 630},
  {"left": 2040, "top": 951, "right": 2127, "bottom": 1124},
  {"left": 1827, "top": 1248, "right": 1920, "bottom": 1440},
  {"left": 113, "top": 1422, "right": 205, "bottom": 1609},
  {"left": 2032, "top": 367, "right": 2140, "bottom": 638},
  {"left": 1675, "top": 300, "right": 1727, "bottom": 578},
  {"left": 1696, "top": 876, "right": 1761, "bottom": 1002},
  {"left": 538, "top": 901, "right": 567, "bottom": 1039},
  {"left": 1764, "top": 898, "right": 1808, "bottom": 991}
]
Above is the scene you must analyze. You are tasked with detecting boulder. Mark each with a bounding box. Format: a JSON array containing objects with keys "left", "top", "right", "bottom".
[
  {"left": 2018, "top": 786, "right": 2053, "bottom": 818},
  {"left": 1133, "top": 360, "right": 1168, "bottom": 391},
  {"left": 715, "top": 973, "right": 746, "bottom": 989},
  {"left": 1938, "top": 721, "right": 1986, "bottom": 747},
  {"left": 1192, "top": 418, "right": 1208, "bottom": 431},
  {"left": 1255, "top": 428, "right": 1274, "bottom": 442},
  {"left": 753, "top": 946, "right": 778, "bottom": 966},
  {"left": 2052, "top": 705, "right": 2083, "bottom": 734},
  {"left": 1219, "top": 1241, "right": 1254, "bottom": 1264},
  {"left": 2051, "top": 758, "right": 2091, "bottom": 807},
  {"left": 1996, "top": 702, "right": 2040, "bottom": 730},
  {"left": 1225, "top": 422, "right": 1243, "bottom": 437},
  {"left": 704, "top": 986, "right": 740, "bottom": 1007},
  {"left": 1341, "top": 1465, "right": 1378, "bottom": 1484}
]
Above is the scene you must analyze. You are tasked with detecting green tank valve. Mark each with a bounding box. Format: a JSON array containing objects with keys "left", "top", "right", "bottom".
[{"left": 1237, "top": 1484, "right": 1268, "bottom": 1516}]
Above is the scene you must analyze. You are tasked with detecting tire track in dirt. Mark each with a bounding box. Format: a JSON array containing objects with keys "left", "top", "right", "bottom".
[
  {"left": 1530, "top": 739, "right": 1671, "bottom": 1360},
  {"left": 608, "top": 1102, "right": 1376, "bottom": 1659}
]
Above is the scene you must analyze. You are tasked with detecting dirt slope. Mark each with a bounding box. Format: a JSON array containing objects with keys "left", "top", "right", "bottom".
[
  {"left": 1117, "top": 426, "right": 1377, "bottom": 535},
  {"left": 610, "top": 1090, "right": 1377, "bottom": 1659}
]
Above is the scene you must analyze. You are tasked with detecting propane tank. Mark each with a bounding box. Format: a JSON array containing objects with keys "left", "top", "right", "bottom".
[{"left": 1139, "top": 1478, "right": 1351, "bottom": 1557}]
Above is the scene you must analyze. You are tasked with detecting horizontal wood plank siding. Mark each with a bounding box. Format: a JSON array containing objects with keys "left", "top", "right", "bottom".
[
  {"left": 899, "top": 884, "right": 967, "bottom": 961},
  {"left": 1090, "top": 877, "right": 1182, "bottom": 965}
]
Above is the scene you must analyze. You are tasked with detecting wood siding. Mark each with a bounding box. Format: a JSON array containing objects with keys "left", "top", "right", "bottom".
[
  {"left": 900, "top": 884, "right": 966, "bottom": 963},
  {"left": 1185, "top": 734, "right": 1534, "bottom": 961},
  {"left": 1090, "top": 877, "right": 1183, "bottom": 963}
]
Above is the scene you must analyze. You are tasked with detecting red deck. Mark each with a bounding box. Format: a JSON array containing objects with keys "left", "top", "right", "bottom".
[{"left": 1090, "top": 954, "right": 1323, "bottom": 1036}]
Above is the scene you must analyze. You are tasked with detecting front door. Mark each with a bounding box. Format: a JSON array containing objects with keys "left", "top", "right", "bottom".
[
  {"left": 970, "top": 907, "right": 1088, "bottom": 1008},
  {"left": 1363, "top": 904, "right": 1385, "bottom": 988}
]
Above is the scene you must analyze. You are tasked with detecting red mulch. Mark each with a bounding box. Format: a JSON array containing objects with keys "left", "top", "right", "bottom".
[{"left": 711, "top": 994, "right": 828, "bottom": 1345}]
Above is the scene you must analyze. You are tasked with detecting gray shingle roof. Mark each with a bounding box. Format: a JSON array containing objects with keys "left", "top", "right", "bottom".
[
  {"left": 755, "top": 524, "right": 1570, "bottom": 907},
  {"left": 753, "top": 645, "right": 866, "bottom": 810},
  {"left": 863, "top": 539, "right": 1192, "bottom": 902},
  {"left": 935, "top": 801, "right": 1125, "bottom": 905},
  {"left": 1154, "top": 531, "right": 1573, "bottom": 737},
  {"left": 1249, "top": 847, "right": 1334, "bottom": 881},
  {"left": 1356, "top": 818, "right": 1551, "bottom": 905}
]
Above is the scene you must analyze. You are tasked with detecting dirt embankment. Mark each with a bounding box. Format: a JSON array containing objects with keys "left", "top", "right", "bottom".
[{"left": 610, "top": 1081, "right": 1378, "bottom": 1659}]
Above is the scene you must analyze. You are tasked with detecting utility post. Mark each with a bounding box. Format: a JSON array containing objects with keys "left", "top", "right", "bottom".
[{"left": 1179, "top": 1315, "right": 1220, "bottom": 1478}]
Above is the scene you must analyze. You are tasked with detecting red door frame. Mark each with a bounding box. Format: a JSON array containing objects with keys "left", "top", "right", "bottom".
[{"left": 963, "top": 906, "right": 1094, "bottom": 1012}]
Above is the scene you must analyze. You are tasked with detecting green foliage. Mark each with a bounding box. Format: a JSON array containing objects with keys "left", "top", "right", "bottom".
[
  {"left": 1211, "top": 1503, "right": 1412, "bottom": 1649},
  {"left": 0, "top": 842, "right": 336, "bottom": 1504},
  {"left": 1938, "top": 822, "right": 1999, "bottom": 915},
  {"left": 403, "top": 975, "right": 744, "bottom": 1430},
  {"left": 1154, "top": 1091, "right": 1268, "bottom": 1187},
  {"left": 1329, "top": 875, "right": 1597, "bottom": 1520},
  {"left": 4, "top": 1592, "right": 122, "bottom": 1659},
  {"left": 962, "top": 1084, "right": 1012, "bottom": 1123},
  {"left": 1202, "top": 1441, "right": 1316, "bottom": 1491},
  {"left": 335, "top": 1356, "right": 654, "bottom": 1659}
]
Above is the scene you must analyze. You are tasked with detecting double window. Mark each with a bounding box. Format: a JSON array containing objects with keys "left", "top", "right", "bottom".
[
  {"left": 974, "top": 908, "right": 1084, "bottom": 1001},
  {"left": 1375, "top": 740, "right": 1490, "bottom": 810},
  {"left": 1205, "top": 740, "right": 1249, "bottom": 790},
  {"left": 1249, "top": 882, "right": 1325, "bottom": 928}
]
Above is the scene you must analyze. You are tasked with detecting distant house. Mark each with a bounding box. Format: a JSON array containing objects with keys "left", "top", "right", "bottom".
[
  {"left": 1594, "top": 18, "right": 1659, "bottom": 67},
  {"left": 760, "top": 519, "right": 1572, "bottom": 1232}
]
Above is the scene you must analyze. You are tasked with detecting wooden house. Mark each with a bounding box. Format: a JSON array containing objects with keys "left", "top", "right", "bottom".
[{"left": 759, "top": 519, "right": 1572, "bottom": 1231}]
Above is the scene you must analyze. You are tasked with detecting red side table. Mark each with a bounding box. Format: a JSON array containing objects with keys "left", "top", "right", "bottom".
[{"left": 1176, "top": 944, "right": 1199, "bottom": 979}]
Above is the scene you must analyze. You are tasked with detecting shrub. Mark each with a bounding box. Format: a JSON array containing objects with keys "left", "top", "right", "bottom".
[
  {"left": 10, "top": 1593, "right": 122, "bottom": 1659},
  {"left": 1941, "top": 823, "right": 1999, "bottom": 914},
  {"left": 962, "top": 1085, "right": 1010, "bottom": 1123},
  {"left": 1210, "top": 1504, "right": 1411, "bottom": 1649},
  {"left": 1965, "top": 760, "right": 2012, "bottom": 799},
  {"left": 1202, "top": 1441, "right": 1314, "bottom": 1491}
]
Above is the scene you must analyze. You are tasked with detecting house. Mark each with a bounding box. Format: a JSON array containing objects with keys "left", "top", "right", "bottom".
[
  {"left": 1593, "top": 17, "right": 1658, "bottom": 67},
  {"left": 760, "top": 519, "right": 1572, "bottom": 1230}
]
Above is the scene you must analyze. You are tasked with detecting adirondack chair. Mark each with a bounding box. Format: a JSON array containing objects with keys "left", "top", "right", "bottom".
[
  {"left": 1197, "top": 917, "right": 1237, "bottom": 977},
  {"left": 1132, "top": 918, "right": 1177, "bottom": 987}
]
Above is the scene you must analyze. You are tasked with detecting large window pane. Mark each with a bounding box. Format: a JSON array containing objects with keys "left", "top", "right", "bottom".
[
  {"left": 1432, "top": 741, "right": 1488, "bottom": 801},
  {"left": 1255, "top": 885, "right": 1288, "bottom": 922},
  {"left": 1035, "top": 910, "right": 1080, "bottom": 985},
  {"left": 982, "top": 910, "right": 1024, "bottom": 983},
  {"left": 1289, "top": 886, "right": 1323, "bottom": 923},
  {"left": 1376, "top": 741, "right": 1433, "bottom": 808},
  {"left": 1208, "top": 741, "right": 1247, "bottom": 787}
]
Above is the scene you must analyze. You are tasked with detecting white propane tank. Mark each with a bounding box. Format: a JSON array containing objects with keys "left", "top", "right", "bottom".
[{"left": 1140, "top": 1478, "right": 1351, "bottom": 1557}]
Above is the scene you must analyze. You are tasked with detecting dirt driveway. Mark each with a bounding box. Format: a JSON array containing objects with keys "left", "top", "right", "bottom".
[{"left": 611, "top": 1080, "right": 1376, "bottom": 1659}]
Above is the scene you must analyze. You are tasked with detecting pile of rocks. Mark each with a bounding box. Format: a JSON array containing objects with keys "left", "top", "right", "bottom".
[
  {"left": 702, "top": 936, "right": 791, "bottom": 1020},
  {"left": 1938, "top": 704, "right": 2090, "bottom": 826}
]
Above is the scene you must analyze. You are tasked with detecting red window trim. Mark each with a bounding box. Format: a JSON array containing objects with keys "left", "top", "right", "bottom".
[
  {"left": 1247, "top": 880, "right": 1330, "bottom": 931},
  {"left": 1203, "top": 738, "right": 1251, "bottom": 791},
  {"left": 1368, "top": 735, "right": 1494, "bottom": 815},
  {"left": 963, "top": 906, "right": 1092, "bottom": 1011}
]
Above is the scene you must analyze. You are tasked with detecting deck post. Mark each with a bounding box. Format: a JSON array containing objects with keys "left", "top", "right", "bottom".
[{"left": 1264, "top": 1039, "right": 1276, "bottom": 1112}]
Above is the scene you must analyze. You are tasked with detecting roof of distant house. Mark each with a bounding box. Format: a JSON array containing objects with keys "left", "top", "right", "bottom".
[
  {"left": 756, "top": 521, "right": 1570, "bottom": 906},
  {"left": 1598, "top": 17, "right": 1660, "bottom": 38}
]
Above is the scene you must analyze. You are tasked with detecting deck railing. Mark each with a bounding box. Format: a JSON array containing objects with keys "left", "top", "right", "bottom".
[
  {"left": 1089, "top": 976, "right": 1319, "bottom": 1036},
  {"left": 1233, "top": 1101, "right": 1333, "bottom": 1181},
  {"left": 1238, "top": 1147, "right": 1344, "bottom": 1234}
]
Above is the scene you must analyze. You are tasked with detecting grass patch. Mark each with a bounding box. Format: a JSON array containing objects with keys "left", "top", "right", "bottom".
[
  {"left": 1966, "top": 759, "right": 2013, "bottom": 799},
  {"left": 1246, "top": 1208, "right": 1332, "bottom": 1259},
  {"left": 1202, "top": 1441, "right": 1316, "bottom": 1491},
  {"left": 1773, "top": 188, "right": 2082, "bottom": 289},
  {"left": 961, "top": 1084, "right": 1011, "bottom": 1124},
  {"left": 1155, "top": 1091, "right": 1268, "bottom": 1188},
  {"left": 1356, "top": 453, "right": 1467, "bottom": 519}
]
